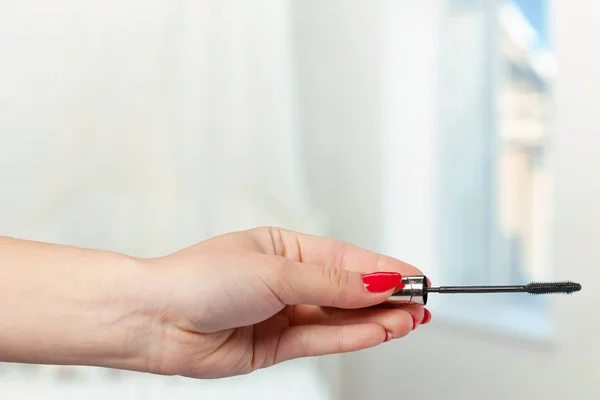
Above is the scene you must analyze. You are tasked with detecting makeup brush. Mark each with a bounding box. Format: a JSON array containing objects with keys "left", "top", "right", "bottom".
[{"left": 386, "top": 275, "right": 582, "bottom": 305}]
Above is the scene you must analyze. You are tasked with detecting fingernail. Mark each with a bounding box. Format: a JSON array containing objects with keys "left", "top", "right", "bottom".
[
  {"left": 422, "top": 308, "right": 432, "bottom": 324},
  {"left": 411, "top": 314, "right": 419, "bottom": 330},
  {"left": 362, "top": 272, "right": 404, "bottom": 293},
  {"left": 384, "top": 331, "right": 393, "bottom": 342}
]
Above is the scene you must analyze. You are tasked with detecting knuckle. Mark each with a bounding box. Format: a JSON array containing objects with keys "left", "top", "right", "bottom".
[
  {"left": 269, "top": 258, "right": 298, "bottom": 305},
  {"left": 250, "top": 226, "right": 284, "bottom": 256},
  {"left": 266, "top": 226, "right": 283, "bottom": 256},
  {"left": 396, "top": 312, "right": 416, "bottom": 338},
  {"left": 323, "top": 265, "right": 350, "bottom": 308},
  {"left": 335, "top": 328, "right": 346, "bottom": 352},
  {"left": 264, "top": 226, "right": 296, "bottom": 260},
  {"left": 298, "top": 329, "right": 314, "bottom": 358},
  {"left": 331, "top": 241, "right": 349, "bottom": 269},
  {"left": 324, "top": 265, "right": 348, "bottom": 290}
]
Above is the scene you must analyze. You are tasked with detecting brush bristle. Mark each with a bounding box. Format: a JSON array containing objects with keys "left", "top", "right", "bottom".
[{"left": 525, "top": 281, "right": 582, "bottom": 295}]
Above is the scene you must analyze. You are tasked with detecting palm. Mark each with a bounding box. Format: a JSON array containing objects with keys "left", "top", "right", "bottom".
[{"left": 161, "top": 306, "right": 298, "bottom": 378}]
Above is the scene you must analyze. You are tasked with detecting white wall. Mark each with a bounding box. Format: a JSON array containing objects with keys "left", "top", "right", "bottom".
[
  {"left": 293, "top": 0, "right": 385, "bottom": 252},
  {"left": 338, "top": 1, "right": 600, "bottom": 399},
  {"left": 0, "top": 1, "right": 330, "bottom": 398}
]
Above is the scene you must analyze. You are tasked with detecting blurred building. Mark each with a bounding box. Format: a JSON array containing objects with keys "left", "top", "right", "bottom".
[{"left": 497, "top": 0, "right": 554, "bottom": 282}]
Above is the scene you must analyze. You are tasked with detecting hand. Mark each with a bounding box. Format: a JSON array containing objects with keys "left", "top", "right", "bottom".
[{"left": 138, "top": 227, "right": 431, "bottom": 378}]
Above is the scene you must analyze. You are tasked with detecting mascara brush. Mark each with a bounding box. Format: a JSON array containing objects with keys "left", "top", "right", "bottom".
[{"left": 386, "top": 275, "right": 582, "bottom": 305}]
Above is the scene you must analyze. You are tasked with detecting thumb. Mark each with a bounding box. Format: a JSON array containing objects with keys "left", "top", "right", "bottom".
[{"left": 266, "top": 261, "right": 405, "bottom": 309}]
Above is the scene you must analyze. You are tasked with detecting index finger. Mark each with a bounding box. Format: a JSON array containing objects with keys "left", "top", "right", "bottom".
[{"left": 251, "top": 227, "right": 425, "bottom": 278}]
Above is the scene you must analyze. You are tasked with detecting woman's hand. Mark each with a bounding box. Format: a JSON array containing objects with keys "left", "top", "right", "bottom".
[
  {"left": 138, "top": 227, "right": 431, "bottom": 378},
  {"left": 0, "top": 228, "right": 430, "bottom": 379}
]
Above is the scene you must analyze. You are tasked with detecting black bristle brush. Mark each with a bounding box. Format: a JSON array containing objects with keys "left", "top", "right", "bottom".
[{"left": 386, "top": 276, "right": 582, "bottom": 305}]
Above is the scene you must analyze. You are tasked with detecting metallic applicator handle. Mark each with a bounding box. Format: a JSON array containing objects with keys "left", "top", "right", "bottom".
[
  {"left": 387, "top": 276, "right": 430, "bottom": 305},
  {"left": 387, "top": 275, "right": 582, "bottom": 306}
]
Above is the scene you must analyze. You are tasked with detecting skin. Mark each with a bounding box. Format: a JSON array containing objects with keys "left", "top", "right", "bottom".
[{"left": 0, "top": 226, "right": 427, "bottom": 379}]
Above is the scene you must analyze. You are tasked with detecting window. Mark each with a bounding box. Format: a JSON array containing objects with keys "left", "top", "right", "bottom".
[{"left": 435, "top": 0, "right": 554, "bottom": 338}]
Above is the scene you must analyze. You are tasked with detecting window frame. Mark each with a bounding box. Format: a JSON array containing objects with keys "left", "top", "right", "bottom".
[{"left": 427, "top": 0, "right": 554, "bottom": 340}]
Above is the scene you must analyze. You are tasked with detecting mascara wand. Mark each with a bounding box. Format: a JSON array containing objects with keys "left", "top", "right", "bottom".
[{"left": 386, "top": 275, "right": 582, "bottom": 305}]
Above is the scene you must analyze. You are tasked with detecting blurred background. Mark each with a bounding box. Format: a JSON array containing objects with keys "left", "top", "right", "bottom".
[{"left": 0, "top": 0, "right": 597, "bottom": 398}]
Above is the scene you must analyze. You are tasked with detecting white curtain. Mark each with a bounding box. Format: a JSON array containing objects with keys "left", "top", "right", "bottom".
[{"left": 0, "top": 0, "right": 329, "bottom": 398}]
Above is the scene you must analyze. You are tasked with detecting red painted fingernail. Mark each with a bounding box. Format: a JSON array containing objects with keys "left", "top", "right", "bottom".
[
  {"left": 411, "top": 314, "right": 419, "bottom": 330},
  {"left": 384, "top": 331, "right": 393, "bottom": 342},
  {"left": 362, "top": 272, "right": 404, "bottom": 293},
  {"left": 422, "top": 308, "right": 432, "bottom": 324}
]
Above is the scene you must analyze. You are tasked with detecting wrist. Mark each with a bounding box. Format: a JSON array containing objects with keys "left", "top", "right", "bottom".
[
  {"left": 0, "top": 240, "right": 156, "bottom": 372},
  {"left": 72, "top": 251, "right": 156, "bottom": 372}
]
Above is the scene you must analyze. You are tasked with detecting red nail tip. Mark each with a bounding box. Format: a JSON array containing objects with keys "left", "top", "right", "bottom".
[
  {"left": 362, "top": 272, "right": 403, "bottom": 293},
  {"left": 422, "top": 308, "right": 432, "bottom": 324},
  {"left": 384, "top": 331, "right": 393, "bottom": 342},
  {"left": 411, "top": 314, "right": 419, "bottom": 330}
]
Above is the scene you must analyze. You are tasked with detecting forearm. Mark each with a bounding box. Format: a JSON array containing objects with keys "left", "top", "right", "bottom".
[{"left": 0, "top": 236, "right": 152, "bottom": 371}]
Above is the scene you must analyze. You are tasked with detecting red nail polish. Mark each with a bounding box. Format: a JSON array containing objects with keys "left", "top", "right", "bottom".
[
  {"left": 362, "top": 272, "right": 403, "bottom": 293},
  {"left": 422, "top": 308, "right": 432, "bottom": 324},
  {"left": 411, "top": 314, "right": 419, "bottom": 330},
  {"left": 384, "top": 331, "right": 393, "bottom": 342}
]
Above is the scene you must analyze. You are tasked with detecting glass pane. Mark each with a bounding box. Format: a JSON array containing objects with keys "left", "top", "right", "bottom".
[
  {"left": 439, "top": 0, "right": 554, "bottom": 286},
  {"left": 495, "top": 0, "right": 554, "bottom": 283}
]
